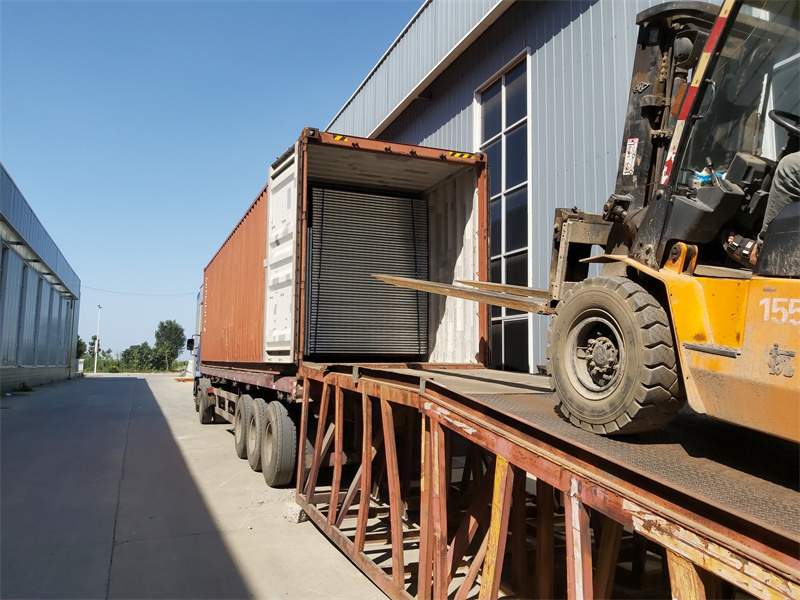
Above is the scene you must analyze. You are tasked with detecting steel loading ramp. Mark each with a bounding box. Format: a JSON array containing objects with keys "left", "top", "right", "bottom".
[{"left": 297, "top": 363, "right": 799, "bottom": 599}]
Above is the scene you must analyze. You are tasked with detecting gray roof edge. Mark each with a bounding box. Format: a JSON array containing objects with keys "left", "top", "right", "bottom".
[{"left": 0, "top": 162, "right": 81, "bottom": 298}]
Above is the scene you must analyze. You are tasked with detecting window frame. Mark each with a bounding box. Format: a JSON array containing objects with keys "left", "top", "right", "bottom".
[{"left": 475, "top": 50, "right": 532, "bottom": 372}]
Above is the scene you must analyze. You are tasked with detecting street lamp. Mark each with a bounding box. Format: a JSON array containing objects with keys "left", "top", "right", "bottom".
[{"left": 94, "top": 305, "right": 102, "bottom": 374}]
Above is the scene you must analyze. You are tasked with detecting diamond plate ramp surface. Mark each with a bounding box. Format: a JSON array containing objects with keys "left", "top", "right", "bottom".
[{"left": 388, "top": 368, "right": 800, "bottom": 543}]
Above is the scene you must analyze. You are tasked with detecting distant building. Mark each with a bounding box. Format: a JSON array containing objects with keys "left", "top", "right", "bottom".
[
  {"left": 0, "top": 163, "right": 81, "bottom": 392},
  {"left": 327, "top": 0, "right": 701, "bottom": 372}
]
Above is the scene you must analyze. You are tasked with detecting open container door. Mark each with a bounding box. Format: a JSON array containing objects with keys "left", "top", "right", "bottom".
[{"left": 264, "top": 144, "right": 301, "bottom": 363}]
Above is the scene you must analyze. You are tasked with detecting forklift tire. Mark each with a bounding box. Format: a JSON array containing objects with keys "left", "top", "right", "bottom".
[
  {"left": 547, "top": 276, "right": 684, "bottom": 435},
  {"left": 261, "top": 401, "right": 297, "bottom": 488},
  {"left": 247, "top": 397, "right": 268, "bottom": 472},
  {"left": 197, "top": 379, "right": 214, "bottom": 424},
  {"left": 234, "top": 395, "right": 252, "bottom": 459}
]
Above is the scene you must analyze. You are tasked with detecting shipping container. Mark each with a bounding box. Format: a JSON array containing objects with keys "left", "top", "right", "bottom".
[
  {"left": 202, "top": 186, "right": 268, "bottom": 364},
  {"left": 191, "top": 128, "right": 488, "bottom": 486}
]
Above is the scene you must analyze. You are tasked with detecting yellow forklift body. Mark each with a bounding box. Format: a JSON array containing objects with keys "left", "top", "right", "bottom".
[{"left": 595, "top": 252, "right": 800, "bottom": 442}]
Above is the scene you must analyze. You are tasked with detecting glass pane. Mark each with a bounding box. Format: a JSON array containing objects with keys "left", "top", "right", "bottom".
[
  {"left": 491, "top": 199, "right": 502, "bottom": 256},
  {"left": 482, "top": 81, "right": 502, "bottom": 141},
  {"left": 505, "top": 124, "right": 527, "bottom": 189},
  {"left": 490, "top": 322, "right": 503, "bottom": 369},
  {"left": 506, "top": 251, "right": 528, "bottom": 316},
  {"left": 491, "top": 258, "right": 502, "bottom": 318},
  {"left": 485, "top": 139, "right": 502, "bottom": 197},
  {"left": 506, "top": 251, "right": 528, "bottom": 286},
  {"left": 505, "top": 187, "right": 527, "bottom": 252},
  {"left": 503, "top": 319, "right": 529, "bottom": 372},
  {"left": 505, "top": 61, "right": 526, "bottom": 126}
]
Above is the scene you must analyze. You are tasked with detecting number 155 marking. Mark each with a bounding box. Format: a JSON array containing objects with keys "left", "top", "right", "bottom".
[{"left": 759, "top": 298, "right": 800, "bottom": 325}]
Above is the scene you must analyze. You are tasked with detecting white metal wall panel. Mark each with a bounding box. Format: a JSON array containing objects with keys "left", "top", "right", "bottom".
[
  {"left": 0, "top": 165, "right": 80, "bottom": 379},
  {"left": 1, "top": 248, "right": 23, "bottom": 366},
  {"left": 327, "top": 0, "right": 502, "bottom": 137},
  {"left": 427, "top": 169, "right": 480, "bottom": 364},
  {"left": 17, "top": 265, "right": 38, "bottom": 366}
]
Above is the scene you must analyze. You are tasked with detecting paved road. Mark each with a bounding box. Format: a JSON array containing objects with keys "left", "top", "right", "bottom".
[{"left": 1, "top": 373, "right": 383, "bottom": 599}]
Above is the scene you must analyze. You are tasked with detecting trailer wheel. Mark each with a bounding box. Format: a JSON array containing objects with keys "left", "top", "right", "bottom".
[
  {"left": 197, "top": 379, "right": 214, "bottom": 424},
  {"left": 261, "top": 401, "right": 297, "bottom": 488},
  {"left": 234, "top": 395, "right": 251, "bottom": 459},
  {"left": 247, "top": 397, "right": 267, "bottom": 471},
  {"left": 547, "top": 276, "right": 684, "bottom": 435}
]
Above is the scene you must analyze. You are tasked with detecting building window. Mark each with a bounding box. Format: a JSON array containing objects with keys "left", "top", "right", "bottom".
[{"left": 480, "top": 59, "right": 529, "bottom": 372}]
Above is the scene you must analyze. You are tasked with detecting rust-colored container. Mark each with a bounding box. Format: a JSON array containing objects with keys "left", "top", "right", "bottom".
[{"left": 202, "top": 187, "right": 267, "bottom": 364}]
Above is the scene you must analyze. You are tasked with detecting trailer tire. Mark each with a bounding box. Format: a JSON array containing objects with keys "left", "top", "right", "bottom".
[
  {"left": 197, "top": 379, "right": 214, "bottom": 424},
  {"left": 547, "top": 276, "right": 684, "bottom": 435},
  {"left": 195, "top": 377, "right": 210, "bottom": 414},
  {"left": 261, "top": 401, "right": 297, "bottom": 488},
  {"left": 247, "top": 397, "right": 267, "bottom": 472},
  {"left": 234, "top": 394, "right": 251, "bottom": 459}
]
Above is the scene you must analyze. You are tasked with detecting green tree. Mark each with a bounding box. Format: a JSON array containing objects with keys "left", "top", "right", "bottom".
[
  {"left": 76, "top": 336, "right": 86, "bottom": 359},
  {"left": 120, "top": 342, "right": 155, "bottom": 372},
  {"left": 154, "top": 320, "right": 185, "bottom": 371}
]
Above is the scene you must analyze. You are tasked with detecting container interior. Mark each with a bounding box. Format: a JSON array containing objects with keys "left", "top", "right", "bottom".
[{"left": 304, "top": 144, "right": 481, "bottom": 364}]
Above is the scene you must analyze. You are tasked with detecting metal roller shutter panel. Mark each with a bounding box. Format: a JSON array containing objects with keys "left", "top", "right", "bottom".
[{"left": 308, "top": 187, "right": 428, "bottom": 356}]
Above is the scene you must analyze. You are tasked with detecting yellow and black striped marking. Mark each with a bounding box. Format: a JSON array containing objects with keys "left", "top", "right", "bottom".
[
  {"left": 449, "top": 152, "right": 474, "bottom": 159},
  {"left": 333, "top": 135, "right": 349, "bottom": 142}
]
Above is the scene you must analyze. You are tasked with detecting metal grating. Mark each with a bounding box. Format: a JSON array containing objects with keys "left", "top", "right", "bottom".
[{"left": 307, "top": 187, "right": 428, "bottom": 356}]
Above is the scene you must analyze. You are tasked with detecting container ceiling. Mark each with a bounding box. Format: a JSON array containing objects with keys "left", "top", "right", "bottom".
[{"left": 306, "top": 145, "right": 468, "bottom": 194}]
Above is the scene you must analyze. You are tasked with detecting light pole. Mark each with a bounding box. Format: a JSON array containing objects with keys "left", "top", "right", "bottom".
[{"left": 94, "top": 305, "right": 102, "bottom": 374}]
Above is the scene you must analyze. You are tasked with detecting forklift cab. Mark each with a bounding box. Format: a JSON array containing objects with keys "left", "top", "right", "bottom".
[{"left": 659, "top": 0, "right": 800, "bottom": 273}]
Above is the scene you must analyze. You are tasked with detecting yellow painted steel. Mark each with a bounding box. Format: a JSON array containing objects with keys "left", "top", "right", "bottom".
[{"left": 602, "top": 250, "right": 800, "bottom": 443}]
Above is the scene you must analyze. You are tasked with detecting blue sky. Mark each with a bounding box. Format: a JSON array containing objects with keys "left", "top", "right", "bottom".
[{"left": 1, "top": 0, "right": 420, "bottom": 358}]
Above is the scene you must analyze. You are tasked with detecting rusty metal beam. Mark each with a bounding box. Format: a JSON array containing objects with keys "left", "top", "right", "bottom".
[
  {"left": 432, "top": 420, "right": 449, "bottom": 600},
  {"left": 454, "top": 533, "right": 489, "bottom": 600},
  {"left": 565, "top": 478, "right": 593, "bottom": 600},
  {"left": 381, "top": 398, "right": 405, "bottom": 587},
  {"left": 418, "top": 416, "right": 434, "bottom": 600},
  {"left": 511, "top": 467, "right": 531, "bottom": 597},
  {"left": 593, "top": 514, "right": 624, "bottom": 600},
  {"left": 446, "top": 456, "right": 496, "bottom": 579},
  {"left": 535, "top": 480, "right": 555, "bottom": 600},
  {"left": 668, "top": 550, "right": 707, "bottom": 600},
  {"left": 328, "top": 385, "right": 344, "bottom": 525},
  {"left": 355, "top": 389, "right": 374, "bottom": 554},
  {"left": 478, "top": 455, "right": 514, "bottom": 600}
]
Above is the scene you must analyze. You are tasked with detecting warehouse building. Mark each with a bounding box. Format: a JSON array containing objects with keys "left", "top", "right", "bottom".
[
  {"left": 327, "top": 0, "right": 679, "bottom": 373},
  {"left": 0, "top": 164, "right": 81, "bottom": 392}
]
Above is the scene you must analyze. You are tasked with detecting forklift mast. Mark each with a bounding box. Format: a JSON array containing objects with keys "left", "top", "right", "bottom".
[{"left": 600, "top": 0, "right": 800, "bottom": 270}]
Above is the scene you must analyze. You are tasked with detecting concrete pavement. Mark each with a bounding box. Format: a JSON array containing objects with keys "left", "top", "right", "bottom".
[{"left": 1, "top": 373, "right": 384, "bottom": 599}]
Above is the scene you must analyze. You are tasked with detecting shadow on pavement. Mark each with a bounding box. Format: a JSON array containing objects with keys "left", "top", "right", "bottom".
[{"left": 0, "top": 375, "right": 252, "bottom": 599}]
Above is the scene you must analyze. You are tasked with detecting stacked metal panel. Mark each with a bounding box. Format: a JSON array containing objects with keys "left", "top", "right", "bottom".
[{"left": 306, "top": 187, "right": 428, "bottom": 357}]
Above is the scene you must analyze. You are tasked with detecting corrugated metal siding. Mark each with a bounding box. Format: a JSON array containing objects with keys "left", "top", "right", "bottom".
[
  {"left": 427, "top": 168, "right": 481, "bottom": 363},
  {"left": 202, "top": 190, "right": 268, "bottom": 363},
  {"left": 0, "top": 164, "right": 80, "bottom": 297},
  {"left": 0, "top": 163, "right": 80, "bottom": 378},
  {"left": 371, "top": 0, "right": 686, "bottom": 369},
  {"left": 328, "top": 0, "right": 502, "bottom": 137},
  {"left": 0, "top": 243, "right": 77, "bottom": 371}
]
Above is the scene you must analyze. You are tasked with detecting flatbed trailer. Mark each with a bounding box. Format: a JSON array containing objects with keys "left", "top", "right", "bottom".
[{"left": 294, "top": 363, "right": 799, "bottom": 600}]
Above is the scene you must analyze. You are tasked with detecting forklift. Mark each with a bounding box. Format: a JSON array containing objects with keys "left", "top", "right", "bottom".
[{"left": 378, "top": 0, "right": 800, "bottom": 442}]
